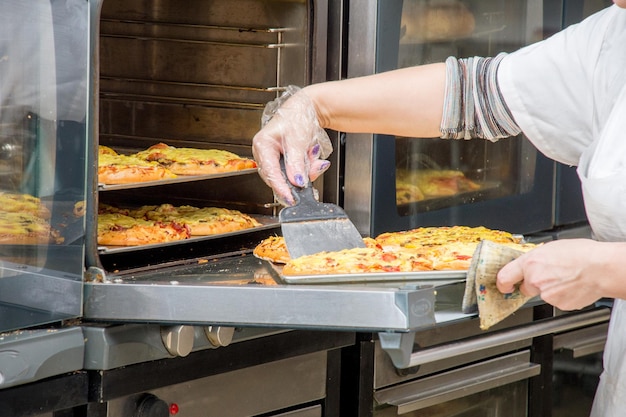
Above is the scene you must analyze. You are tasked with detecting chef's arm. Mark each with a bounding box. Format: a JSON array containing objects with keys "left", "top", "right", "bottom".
[
  {"left": 252, "top": 54, "right": 520, "bottom": 204},
  {"left": 304, "top": 63, "right": 446, "bottom": 138}
]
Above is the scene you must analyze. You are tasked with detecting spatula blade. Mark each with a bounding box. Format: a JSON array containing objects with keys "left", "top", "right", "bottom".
[
  {"left": 278, "top": 157, "right": 364, "bottom": 258},
  {"left": 281, "top": 216, "right": 365, "bottom": 258}
]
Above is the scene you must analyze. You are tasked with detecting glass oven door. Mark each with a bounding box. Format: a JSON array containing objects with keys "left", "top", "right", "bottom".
[
  {"left": 0, "top": 0, "right": 89, "bottom": 332},
  {"left": 343, "top": 0, "right": 561, "bottom": 237}
]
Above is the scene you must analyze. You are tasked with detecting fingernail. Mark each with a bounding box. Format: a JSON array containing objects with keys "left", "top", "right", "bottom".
[
  {"left": 319, "top": 161, "right": 330, "bottom": 172},
  {"left": 311, "top": 143, "right": 321, "bottom": 157},
  {"left": 294, "top": 174, "right": 306, "bottom": 187}
]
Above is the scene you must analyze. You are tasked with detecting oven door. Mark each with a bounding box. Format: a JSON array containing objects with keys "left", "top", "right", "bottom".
[
  {"left": 342, "top": 0, "right": 561, "bottom": 237},
  {"left": 374, "top": 351, "right": 538, "bottom": 417},
  {"left": 0, "top": 0, "right": 89, "bottom": 333}
]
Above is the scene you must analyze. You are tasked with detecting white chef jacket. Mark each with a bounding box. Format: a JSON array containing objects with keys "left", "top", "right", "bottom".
[{"left": 498, "top": 5, "right": 626, "bottom": 416}]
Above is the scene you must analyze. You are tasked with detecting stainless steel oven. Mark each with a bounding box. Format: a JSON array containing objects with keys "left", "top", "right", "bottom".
[
  {"left": 341, "top": 0, "right": 567, "bottom": 237},
  {"left": 0, "top": 2, "right": 438, "bottom": 415},
  {"left": 0, "top": 1, "right": 614, "bottom": 416}
]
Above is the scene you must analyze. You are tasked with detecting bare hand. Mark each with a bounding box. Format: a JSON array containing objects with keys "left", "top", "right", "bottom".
[{"left": 496, "top": 239, "right": 604, "bottom": 310}]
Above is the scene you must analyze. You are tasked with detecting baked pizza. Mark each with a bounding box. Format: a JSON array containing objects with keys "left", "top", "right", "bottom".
[
  {"left": 97, "top": 212, "right": 191, "bottom": 246},
  {"left": 375, "top": 226, "right": 520, "bottom": 249},
  {"left": 0, "top": 192, "right": 63, "bottom": 244},
  {"left": 396, "top": 169, "right": 480, "bottom": 204},
  {"left": 266, "top": 225, "right": 536, "bottom": 276},
  {"left": 282, "top": 246, "right": 434, "bottom": 276},
  {"left": 253, "top": 235, "right": 381, "bottom": 264},
  {"left": 396, "top": 180, "right": 425, "bottom": 204},
  {"left": 98, "top": 145, "right": 177, "bottom": 185},
  {"left": 128, "top": 204, "right": 261, "bottom": 236},
  {"left": 98, "top": 203, "right": 262, "bottom": 246},
  {"left": 133, "top": 142, "right": 257, "bottom": 176},
  {"left": 0, "top": 192, "right": 51, "bottom": 220}
]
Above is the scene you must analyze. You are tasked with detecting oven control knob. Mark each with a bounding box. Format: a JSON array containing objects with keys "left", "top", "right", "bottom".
[
  {"left": 134, "top": 393, "right": 169, "bottom": 417},
  {"left": 160, "top": 325, "right": 194, "bottom": 357},
  {"left": 204, "top": 326, "right": 235, "bottom": 347}
]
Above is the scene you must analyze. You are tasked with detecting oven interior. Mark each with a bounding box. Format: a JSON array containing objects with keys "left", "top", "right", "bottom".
[{"left": 94, "top": 0, "right": 315, "bottom": 273}]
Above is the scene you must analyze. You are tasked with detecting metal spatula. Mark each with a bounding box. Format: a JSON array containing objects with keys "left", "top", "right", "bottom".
[{"left": 279, "top": 161, "right": 365, "bottom": 259}]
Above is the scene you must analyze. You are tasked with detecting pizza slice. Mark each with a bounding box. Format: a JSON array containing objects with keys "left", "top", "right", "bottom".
[
  {"left": 130, "top": 203, "right": 262, "bottom": 236},
  {"left": 97, "top": 212, "right": 191, "bottom": 246},
  {"left": 281, "top": 246, "right": 434, "bottom": 276},
  {"left": 133, "top": 142, "right": 257, "bottom": 176},
  {"left": 375, "top": 226, "right": 522, "bottom": 250},
  {"left": 396, "top": 180, "right": 425, "bottom": 204},
  {"left": 0, "top": 192, "right": 51, "bottom": 219},
  {"left": 397, "top": 169, "right": 480, "bottom": 199},
  {"left": 253, "top": 235, "right": 382, "bottom": 265},
  {"left": 98, "top": 145, "right": 178, "bottom": 184},
  {"left": 0, "top": 211, "right": 63, "bottom": 244}
]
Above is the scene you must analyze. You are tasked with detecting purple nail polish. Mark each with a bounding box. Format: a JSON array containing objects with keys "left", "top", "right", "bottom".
[
  {"left": 311, "top": 143, "right": 321, "bottom": 156},
  {"left": 319, "top": 161, "right": 330, "bottom": 171},
  {"left": 294, "top": 174, "right": 306, "bottom": 187}
]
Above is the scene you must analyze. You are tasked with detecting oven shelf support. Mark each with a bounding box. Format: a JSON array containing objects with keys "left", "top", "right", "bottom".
[{"left": 378, "top": 307, "right": 611, "bottom": 369}]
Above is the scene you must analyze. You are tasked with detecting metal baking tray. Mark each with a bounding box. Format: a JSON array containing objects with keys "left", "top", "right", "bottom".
[
  {"left": 280, "top": 269, "right": 467, "bottom": 284},
  {"left": 98, "top": 168, "right": 258, "bottom": 191}
]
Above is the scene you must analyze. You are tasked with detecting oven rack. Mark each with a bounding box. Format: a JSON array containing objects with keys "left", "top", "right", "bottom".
[{"left": 99, "top": 17, "right": 295, "bottom": 109}]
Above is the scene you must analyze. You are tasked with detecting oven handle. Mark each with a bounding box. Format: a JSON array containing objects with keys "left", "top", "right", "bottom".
[
  {"left": 374, "top": 350, "right": 540, "bottom": 415},
  {"left": 379, "top": 307, "right": 611, "bottom": 369},
  {"left": 553, "top": 321, "right": 609, "bottom": 358}
]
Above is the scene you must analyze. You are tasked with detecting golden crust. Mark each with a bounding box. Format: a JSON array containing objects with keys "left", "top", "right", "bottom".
[
  {"left": 278, "top": 226, "right": 535, "bottom": 276},
  {"left": 133, "top": 142, "right": 257, "bottom": 176}
]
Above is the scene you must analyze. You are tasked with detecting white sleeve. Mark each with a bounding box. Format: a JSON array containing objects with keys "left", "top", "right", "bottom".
[{"left": 497, "top": 5, "right": 618, "bottom": 166}]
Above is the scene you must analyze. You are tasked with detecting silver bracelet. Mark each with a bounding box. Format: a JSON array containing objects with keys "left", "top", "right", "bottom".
[{"left": 440, "top": 53, "right": 521, "bottom": 141}]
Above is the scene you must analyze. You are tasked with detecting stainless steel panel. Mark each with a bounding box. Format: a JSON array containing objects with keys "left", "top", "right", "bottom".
[
  {"left": 82, "top": 323, "right": 287, "bottom": 370},
  {"left": 0, "top": 327, "right": 84, "bottom": 389},
  {"left": 343, "top": 0, "right": 378, "bottom": 235},
  {"left": 84, "top": 255, "right": 436, "bottom": 331},
  {"left": 106, "top": 351, "right": 328, "bottom": 417},
  {"left": 84, "top": 283, "right": 436, "bottom": 332}
]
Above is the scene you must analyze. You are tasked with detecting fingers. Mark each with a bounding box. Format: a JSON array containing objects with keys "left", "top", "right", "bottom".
[
  {"left": 308, "top": 159, "right": 331, "bottom": 182},
  {"left": 252, "top": 130, "right": 295, "bottom": 205},
  {"left": 497, "top": 255, "right": 542, "bottom": 298},
  {"left": 252, "top": 86, "right": 334, "bottom": 204},
  {"left": 306, "top": 143, "right": 331, "bottom": 182}
]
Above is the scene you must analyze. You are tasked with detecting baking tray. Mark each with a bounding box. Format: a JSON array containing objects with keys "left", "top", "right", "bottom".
[
  {"left": 280, "top": 269, "right": 467, "bottom": 284},
  {"left": 98, "top": 168, "right": 258, "bottom": 191}
]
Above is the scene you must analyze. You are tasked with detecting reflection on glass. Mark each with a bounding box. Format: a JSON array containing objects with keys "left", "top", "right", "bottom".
[
  {"left": 395, "top": 0, "right": 543, "bottom": 216},
  {"left": 0, "top": 0, "right": 89, "bottom": 331}
]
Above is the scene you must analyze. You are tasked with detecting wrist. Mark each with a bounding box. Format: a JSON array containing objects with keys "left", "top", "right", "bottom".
[{"left": 301, "top": 84, "right": 328, "bottom": 129}]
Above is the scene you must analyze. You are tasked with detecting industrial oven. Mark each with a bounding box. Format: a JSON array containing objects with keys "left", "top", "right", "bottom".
[
  {"left": 0, "top": 0, "right": 613, "bottom": 417},
  {"left": 339, "top": 1, "right": 612, "bottom": 417}
]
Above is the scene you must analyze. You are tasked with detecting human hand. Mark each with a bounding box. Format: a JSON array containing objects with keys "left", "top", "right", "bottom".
[
  {"left": 496, "top": 239, "right": 604, "bottom": 311},
  {"left": 252, "top": 86, "right": 332, "bottom": 205}
]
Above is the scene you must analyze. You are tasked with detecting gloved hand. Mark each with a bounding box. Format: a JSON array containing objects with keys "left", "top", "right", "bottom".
[{"left": 252, "top": 85, "right": 332, "bottom": 206}]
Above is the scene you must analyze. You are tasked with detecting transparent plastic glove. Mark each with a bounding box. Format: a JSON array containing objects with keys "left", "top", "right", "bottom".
[{"left": 252, "top": 85, "right": 333, "bottom": 206}]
